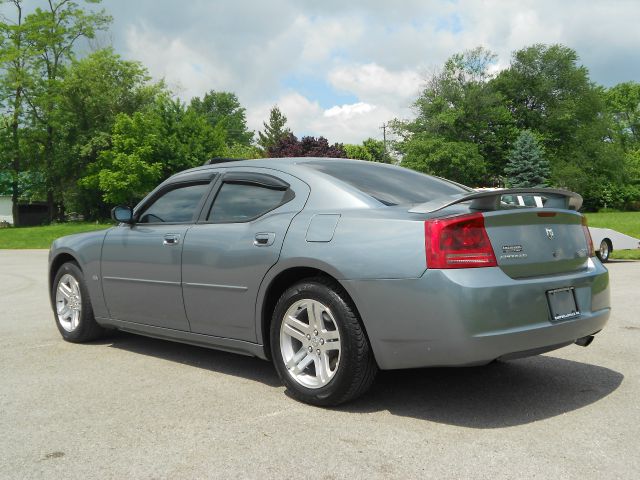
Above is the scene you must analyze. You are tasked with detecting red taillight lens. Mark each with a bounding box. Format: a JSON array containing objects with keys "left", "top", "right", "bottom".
[
  {"left": 581, "top": 216, "right": 595, "bottom": 257},
  {"left": 424, "top": 213, "right": 497, "bottom": 269}
]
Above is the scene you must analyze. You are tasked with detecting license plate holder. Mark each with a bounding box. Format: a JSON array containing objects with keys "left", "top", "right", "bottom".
[{"left": 547, "top": 287, "right": 580, "bottom": 322}]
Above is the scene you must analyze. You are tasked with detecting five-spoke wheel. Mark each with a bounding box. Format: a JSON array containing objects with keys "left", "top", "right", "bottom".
[
  {"left": 56, "top": 273, "right": 82, "bottom": 332},
  {"left": 271, "top": 277, "right": 377, "bottom": 406},
  {"left": 280, "top": 299, "right": 342, "bottom": 388},
  {"left": 52, "top": 262, "right": 106, "bottom": 342}
]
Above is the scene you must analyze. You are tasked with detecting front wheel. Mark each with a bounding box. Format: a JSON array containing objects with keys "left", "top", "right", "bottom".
[
  {"left": 596, "top": 239, "right": 611, "bottom": 262},
  {"left": 270, "top": 277, "right": 377, "bottom": 406},
  {"left": 52, "top": 262, "right": 106, "bottom": 342}
]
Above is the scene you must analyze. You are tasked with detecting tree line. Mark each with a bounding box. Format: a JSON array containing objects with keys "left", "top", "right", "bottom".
[
  {"left": 1, "top": 1, "right": 638, "bottom": 226},
  {"left": 393, "top": 46, "right": 640, "bottom": 211}
]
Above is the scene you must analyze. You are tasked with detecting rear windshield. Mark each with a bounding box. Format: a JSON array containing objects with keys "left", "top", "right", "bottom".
[{"left": 304, "top": 160, "right": 470, "bottom": 205}]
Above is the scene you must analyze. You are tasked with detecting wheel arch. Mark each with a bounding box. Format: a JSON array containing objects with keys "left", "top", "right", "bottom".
[
  {"left": 49, "top": 252, "right": 81, "bottom": 306},
  {"left": 257, "top": 262, "right": 369, "bottom": 362}
]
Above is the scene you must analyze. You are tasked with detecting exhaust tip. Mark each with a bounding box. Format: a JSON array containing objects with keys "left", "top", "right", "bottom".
[{"left": 575, "top": 335, "right": 595, "bottom": 347}]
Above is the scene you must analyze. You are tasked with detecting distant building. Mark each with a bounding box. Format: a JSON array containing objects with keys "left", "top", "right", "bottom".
[
  {"left": 0, "top": 196, "right": 49, "bottom": 226},
  {"left": 0, "top": 196, "right": 13, "bottom": 225}
]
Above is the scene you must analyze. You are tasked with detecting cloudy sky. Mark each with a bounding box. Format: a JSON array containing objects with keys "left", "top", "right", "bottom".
[{"left": 14, "top": 0, "right": 640, "bottom": 143}]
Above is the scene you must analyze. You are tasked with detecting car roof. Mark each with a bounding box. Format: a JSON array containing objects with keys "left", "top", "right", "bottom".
[{"left": 176, "top": 157, "right": 356, "bottom": 174}]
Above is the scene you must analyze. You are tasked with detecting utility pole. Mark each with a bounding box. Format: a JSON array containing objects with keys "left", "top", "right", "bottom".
[{"left": 380, "top": 123, "right": 388, "bottom": 162}]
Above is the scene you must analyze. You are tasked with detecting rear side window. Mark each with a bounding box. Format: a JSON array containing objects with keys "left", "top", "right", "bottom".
[
  {"left": 208, "top": 183, "right": 287, "bottom": 223},
  {"left": 138, "top": 183, "right": 209, "bottom": 223},
  {"left": 304, "top": 160, "right": 470, "bottom": 205}
]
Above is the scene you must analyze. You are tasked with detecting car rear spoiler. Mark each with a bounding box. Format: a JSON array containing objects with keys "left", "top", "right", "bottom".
[{"left": 408, "top": 188, "right": 583, "bottom": 214}]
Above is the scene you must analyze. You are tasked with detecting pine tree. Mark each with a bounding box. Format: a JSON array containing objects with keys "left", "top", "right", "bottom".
[
  {"left": 258, "top": 106, "right": 291, "bottom": 151},
  {"left": 504, "top": 130, "right": 550, "bottom": 187}
]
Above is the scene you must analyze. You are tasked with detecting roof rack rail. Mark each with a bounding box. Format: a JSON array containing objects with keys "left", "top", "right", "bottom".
[{"left": 203, "top": 157, "right": 245, "bottom": 165}]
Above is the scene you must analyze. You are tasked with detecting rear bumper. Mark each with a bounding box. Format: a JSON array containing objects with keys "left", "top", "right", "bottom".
[{"left": 343, "top": 258, "right": 610, "bottom": 370}]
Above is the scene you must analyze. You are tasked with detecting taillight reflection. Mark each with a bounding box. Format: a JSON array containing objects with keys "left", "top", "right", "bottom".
[
  {"left": 581, "top": 216, "right": 595, "bottom": 257},
  {"left": 424, "top": 213, "right": 497, "bottom": 269}
]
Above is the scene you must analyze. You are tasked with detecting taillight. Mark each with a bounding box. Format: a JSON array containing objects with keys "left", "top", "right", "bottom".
[
  {"left": 424, "top": 213, "right": 497, "bottom": 269},
  {"left": 581, "top": 216, "right": 595, "bottom": 257}
]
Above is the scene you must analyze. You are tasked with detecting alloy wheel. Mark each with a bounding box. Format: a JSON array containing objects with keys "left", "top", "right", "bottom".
[
  {"left": 55, "top": 273, "right": 82, "bottom": 332},
  {"left": 279, "top": 299, "right": 341, "bottom": 389}
]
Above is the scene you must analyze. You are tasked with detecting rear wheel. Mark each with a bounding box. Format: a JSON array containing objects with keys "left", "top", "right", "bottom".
[
  {"left": 270, "top": 277, "right": 377, "bottom": 406},
  {"left": 596, "top": 239, "right": 611, "bottom": 262},
  {"left": 52, "top": 262, "right": 106, "bottom": 342}
]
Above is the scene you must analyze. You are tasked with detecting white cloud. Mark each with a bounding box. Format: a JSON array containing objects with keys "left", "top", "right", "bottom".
[
  {"left": 100, "top": 0, "right": 640, "bottom": 144},
  {"left": 324, "top": 102, "right": 376, "bottom": 118},
  {"left": 124, "top": 24, "right": 234, "bottom": 100},
  {"left": 328, "top": 63, "right": 423, "bottom": 107},
  {"left": 248, "top": 95, "right": 393, "bottom": 144}
]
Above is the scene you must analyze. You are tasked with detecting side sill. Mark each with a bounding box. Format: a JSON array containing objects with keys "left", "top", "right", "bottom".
[{"left": 96, "top": 317, "right": 268, "bottom": 361}]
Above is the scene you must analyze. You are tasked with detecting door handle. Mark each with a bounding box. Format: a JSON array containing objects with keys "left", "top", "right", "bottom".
[
  {"left": 254, "top": 232, "right": 275, "bottom": 247},
  {"left": 163, "top": 234, "right": 180, "bottom": 246}
]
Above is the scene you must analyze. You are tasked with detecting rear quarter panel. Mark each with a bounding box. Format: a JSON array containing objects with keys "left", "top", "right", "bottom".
[{"left": 280, "top": 209, "right": 427, "bottom": 280}]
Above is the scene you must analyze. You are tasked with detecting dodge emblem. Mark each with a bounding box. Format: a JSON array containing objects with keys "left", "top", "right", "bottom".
[{"left": 545, "top": 227, "right": 554, "bottom": 240}]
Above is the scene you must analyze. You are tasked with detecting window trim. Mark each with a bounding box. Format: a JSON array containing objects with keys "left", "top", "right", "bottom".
[
  {"left": 134, "top": 177, "right": 217, "bottom": 225},
  {"left": 198, "top": 172, "right": 295, "bottom": 224}
]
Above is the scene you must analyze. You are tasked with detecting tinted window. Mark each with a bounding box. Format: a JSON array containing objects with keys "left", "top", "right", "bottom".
[
  {"left": 139, "top": 183, "right": 209, "bottom": 223},
  {"left": 304, "top": 160, "right": 470, "bottom": 205},
  {"left": 208, "top": 182, "right": 287, "bottom": 222}
]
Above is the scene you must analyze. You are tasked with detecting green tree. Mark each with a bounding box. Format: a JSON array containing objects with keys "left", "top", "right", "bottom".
[
  {"left": 492, "top": 44, "right": 615, "bottom": 187},
  {"left": 343, "top": 139, "right": 390, "bottom": 162},
  {"left": 57, "top": 48, "right": 161, "bottom": 217},
  {"left": 0, "top": 0, "right": 34, "bottom": 225},
  {"left": 89, "top": 111, "right": 163, "bottom": 205},
  {"left": 494, "top": 45, "right": 600, "bottom": 142},
  {"left": 605, "top": 81, "right": 640, "bottom": 149},
  {"left": 400, "top": 134, "right": 487, "bottom": 186},
  {"left": 396, "top": 47, "right": 517, "bottom": 177},
  {"left": 362, "top": 138, "right": 388, "bottom": 163},
  {"left": 503, "top": 130, "right": 550, "bottom": 187},
  {"left": 189, "top": 90, "right": 253, "bottom": 147},
  {"left": 82, "top": 94, "right": 226, "bottom": 205},
  {"left": 344, "top": 143, "right": 373, "bottom": 161},
  {"left": 257, "top": 105, "right": 290, "bottom": 151},
  {"left": 23, "top": 0, "right": 111, "bottom": 220},
  {"left": 223, "top": 142, "right": 261, "bottom": 159}
]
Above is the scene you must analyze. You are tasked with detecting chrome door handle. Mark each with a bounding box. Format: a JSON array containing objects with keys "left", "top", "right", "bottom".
[
  {"left": 254, "top": 232, "right": 275, "bottom": 247},
  {"left": 163, "top": 234, "right": 180, "bottom": 246}
]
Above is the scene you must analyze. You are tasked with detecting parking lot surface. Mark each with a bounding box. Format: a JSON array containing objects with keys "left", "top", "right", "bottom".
[{"left": 1, "top": 250, "right": 639, "bottom": 479}]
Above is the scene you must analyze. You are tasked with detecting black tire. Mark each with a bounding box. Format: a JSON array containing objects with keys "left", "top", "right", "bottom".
[
  {"left": 596, "top": 239, "right": 611, "bottom": 263},
  {"left": 270, "top": 277, "right": 377, "bottom": 406},
  {"left": 52, "top": 262, "right": 106, "bottom": 343}
]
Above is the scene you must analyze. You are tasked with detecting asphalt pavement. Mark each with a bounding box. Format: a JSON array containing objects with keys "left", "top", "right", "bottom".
[{"left": 0, "top": 250, "right": 638, "bottom": 479}]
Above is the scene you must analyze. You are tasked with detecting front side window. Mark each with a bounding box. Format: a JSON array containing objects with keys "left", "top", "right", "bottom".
[
  {"left": 138, "top": 183, "right": 209, "bottom": 223},
  {"left": 207, "top": 182, "right": 287, "bottom": 223}
]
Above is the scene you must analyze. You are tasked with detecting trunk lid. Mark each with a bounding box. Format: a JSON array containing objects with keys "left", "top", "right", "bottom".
[{"left": 483, "top": 210, "right": 590, "bottom": 278}]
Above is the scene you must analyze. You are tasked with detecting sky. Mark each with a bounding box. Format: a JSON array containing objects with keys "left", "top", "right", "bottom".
[{"left": 8, "top": 0, "right": 640, "bottom": 144}]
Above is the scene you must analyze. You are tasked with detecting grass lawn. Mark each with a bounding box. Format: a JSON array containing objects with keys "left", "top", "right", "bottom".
[
  {"left": 585, "top": 211, "right": 640, "bottom": 260},
  {"left": 0, "top": 222, "right": 112, "bottom": 249}
]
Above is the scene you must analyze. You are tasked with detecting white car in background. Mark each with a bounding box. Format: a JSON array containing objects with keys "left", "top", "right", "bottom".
[{"left": 588, "top": 227, "right": 640, "bottom": 262}]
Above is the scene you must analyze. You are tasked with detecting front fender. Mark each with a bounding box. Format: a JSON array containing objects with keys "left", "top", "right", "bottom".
[{"left": 49, "top": 228, "right": 112, "bottom": 318}]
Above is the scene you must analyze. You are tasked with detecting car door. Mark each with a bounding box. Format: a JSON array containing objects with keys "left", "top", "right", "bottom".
[
  {"left": 181, "top": 168, "right": 310, "bottom": 342},
  {"left": 101, "top": 175, "right": 215, "bottom": 330}
]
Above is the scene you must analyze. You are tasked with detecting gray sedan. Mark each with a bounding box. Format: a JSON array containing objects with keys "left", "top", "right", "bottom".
[{"left": 49, "top": 158, "right": 610, "bottom": 405}]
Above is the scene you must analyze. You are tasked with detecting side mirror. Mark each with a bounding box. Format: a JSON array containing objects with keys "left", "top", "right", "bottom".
[{"left": 111, "top": 205, "right": 134, "bottom": 224}]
